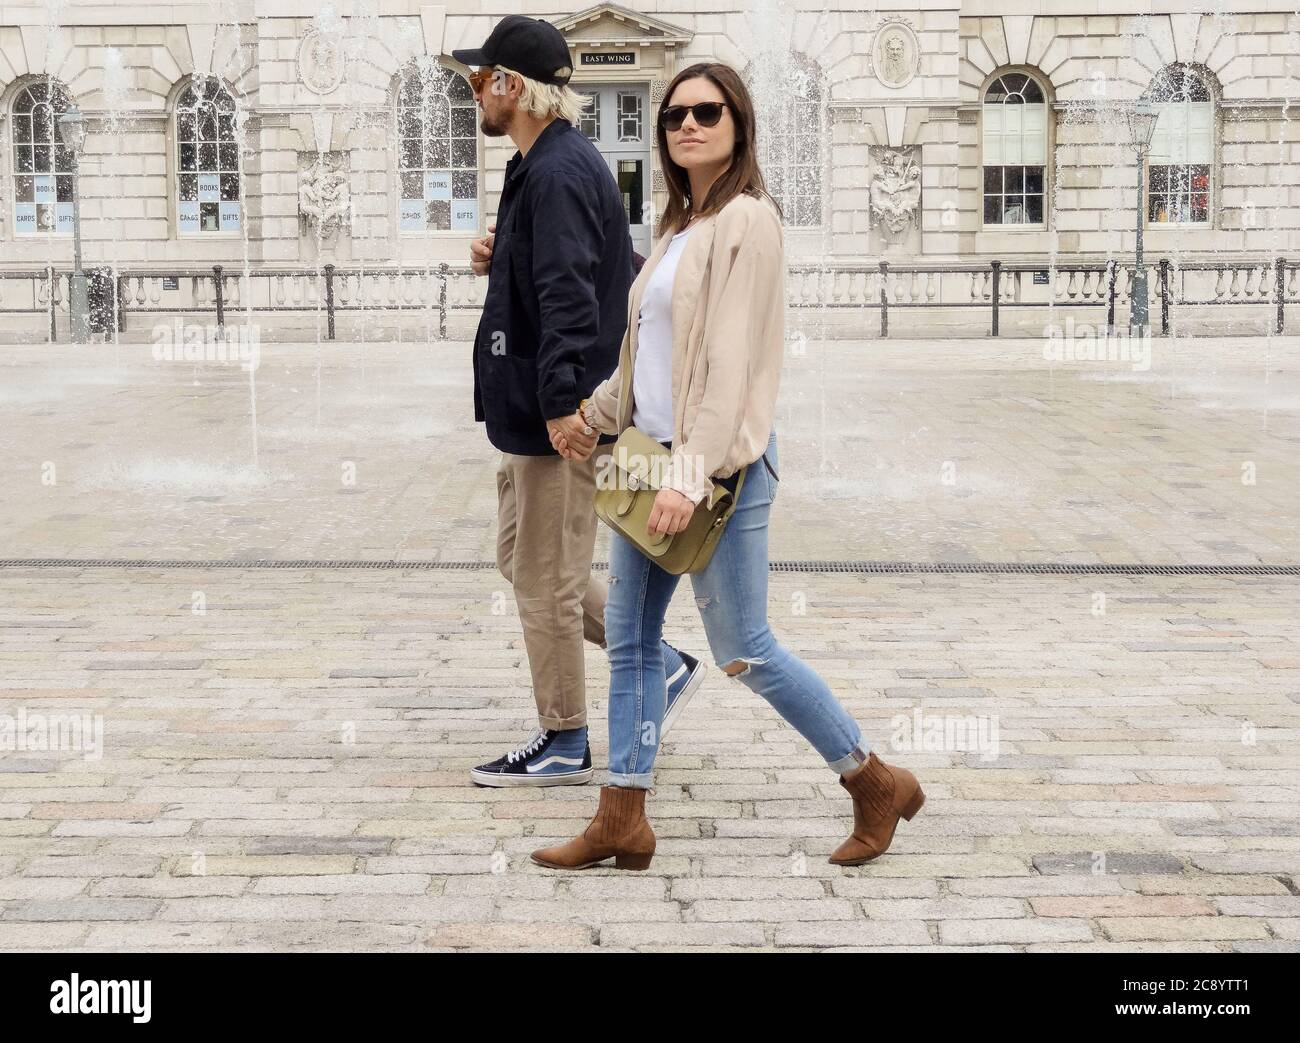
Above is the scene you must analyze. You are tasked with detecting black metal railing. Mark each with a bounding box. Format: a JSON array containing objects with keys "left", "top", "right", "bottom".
[{"left": 2, "top": 257, "right": 1294, "bottom": 340}]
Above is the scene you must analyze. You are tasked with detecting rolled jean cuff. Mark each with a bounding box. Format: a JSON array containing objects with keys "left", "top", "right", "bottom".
[
  {"left": 827, "top": 739, "right": 870, "bottom": 775},
  {"left": 606, "top": 770, "right": 654, "bottom": 789}
]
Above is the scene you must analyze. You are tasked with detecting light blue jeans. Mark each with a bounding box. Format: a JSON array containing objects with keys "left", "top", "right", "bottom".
[{"left": 605, "top": 430, "right": 868, "bottom": 788}]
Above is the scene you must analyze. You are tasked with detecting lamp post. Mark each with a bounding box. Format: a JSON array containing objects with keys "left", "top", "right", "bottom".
[
  {"left": 1125, "top": 98, "right": 1158, "bottom": 333},
  {"left": 58, "top": 104, "right": 89, "bottom": 344}
]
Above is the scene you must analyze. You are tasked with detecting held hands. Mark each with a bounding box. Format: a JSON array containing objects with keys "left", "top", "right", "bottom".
[
  {"left": 548, "top": 412, "right": 598, "bottom": 461},
  {"left": 470, "top": 221, "right": 496, "bottom": 276}
]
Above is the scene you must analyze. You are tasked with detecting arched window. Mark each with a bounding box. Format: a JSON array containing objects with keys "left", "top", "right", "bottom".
[
  {"left": 1144, "top": 65, "right": 1213, "bottom": 224},
  {"left": 397, "top": 61, "right": 479, "bottom": 232},
  {"left": 11, "top": 79, "right": 74, "bottom": 236},
  {"left": 176, "top": 75, "right": 241, "bottom": 233},
  {"left": 982, "top": 72, "right": 1047, "bottom": 225},
  {"left": 747, "top": 55, "right": 824, "bottom": 227}
]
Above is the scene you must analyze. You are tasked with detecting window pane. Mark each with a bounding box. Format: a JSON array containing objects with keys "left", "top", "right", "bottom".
[
  {"left": 450, "top": 107, "right": 475, "bottom": 137},
  {"left": 452, "top": 171, "right": 476, "bottom": 199},
  {"left": 425, "top": 139, "right": 449, "bottom": 168},
  {"left": 1025, "top": 166, "right": 1044, "bottom": 194},
  {"left": 1005, "top": 166, "right": 1024, "bottom": 192},
  {"left": 1027, "top": 194, "right": 1044, "bottom": 223},
  {"left": 450, "top": 138, "right": 475, "bottom": 169},
  {"left": 448, "top": 76, "right": 473, "bottom": 104},
  {"left": 400, "top": 170, "right": 423, "bottom": 199},
  {"left": 984, "top": 195, "right": 1003, "bottom": 223},
  {"left": 32, "top": 105, "right": 52, "bottom": 143},
  {"left": 426, "top": 199, "right": 451, "bottom": 230},
  {"left": 983, "top": 166, "right": 1001, "bottom": 192},
  {"left": 618, "top": 91, "right": 643, "bottom": 142}
]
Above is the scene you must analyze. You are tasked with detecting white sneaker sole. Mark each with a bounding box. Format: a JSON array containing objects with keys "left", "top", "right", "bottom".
[
  {"left": 662, "top": 659, "right": 706, "bottom": 737},
  {"left": 469, "top": 766, "right": 594, "bottom": 788}
]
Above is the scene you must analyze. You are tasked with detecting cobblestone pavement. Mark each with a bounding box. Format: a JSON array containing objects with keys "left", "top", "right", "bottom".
[
  {"left": 1, "top": 337, "right": 1297, "bottom": 950},
  {"left": 1, "top": 568, "right": 1297, "bottom": 952}
]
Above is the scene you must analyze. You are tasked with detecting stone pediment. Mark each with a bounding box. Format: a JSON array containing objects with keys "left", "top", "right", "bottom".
[{"left": 553, "top": 3, "right": 694, "bottom": 47}]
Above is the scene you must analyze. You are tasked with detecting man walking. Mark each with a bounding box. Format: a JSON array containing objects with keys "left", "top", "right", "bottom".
[{"left": 457, "top": 16, "right": 704, "bottom": 786}]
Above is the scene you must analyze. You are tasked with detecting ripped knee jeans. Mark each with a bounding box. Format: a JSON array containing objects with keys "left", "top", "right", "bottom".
[{"left": 604, "top": 430, "right": 866, "bottom": 789}]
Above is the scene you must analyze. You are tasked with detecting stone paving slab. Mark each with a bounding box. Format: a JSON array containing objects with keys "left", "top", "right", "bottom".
[{"left": 1, "top": 566, "right": 1297, "bottom": 951}]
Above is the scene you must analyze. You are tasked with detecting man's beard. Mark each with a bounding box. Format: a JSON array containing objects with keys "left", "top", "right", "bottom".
[{"left": 480, "top": 111, "right": 508, "bottom": 137}]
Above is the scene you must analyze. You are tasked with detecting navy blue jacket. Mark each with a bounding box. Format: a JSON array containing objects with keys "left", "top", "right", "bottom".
[{"left": 472, "top": 117, "right": 633, "bottom": 455}]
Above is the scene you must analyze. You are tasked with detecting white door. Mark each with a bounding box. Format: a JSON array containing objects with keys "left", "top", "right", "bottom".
[{"left": 575, "top": 84, "right": 652, "bottom": 257}]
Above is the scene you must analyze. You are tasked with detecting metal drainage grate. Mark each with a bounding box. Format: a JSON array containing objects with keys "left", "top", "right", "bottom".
[{"left": 0, "top": 558, "right": 1297, "bottom": 576}]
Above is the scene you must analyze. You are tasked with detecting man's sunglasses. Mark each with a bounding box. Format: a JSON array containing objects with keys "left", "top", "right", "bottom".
[
  {"left": 658, "top": 101, "right": 729, "bottom": 132},
  {"left": 468, "top": 68, "right": 496, "bottom": 94}
]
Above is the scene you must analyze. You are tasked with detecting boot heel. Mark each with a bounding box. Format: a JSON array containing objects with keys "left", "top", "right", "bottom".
[
  {"left": 615, "top": 852, "right": 653, "bottom": 871},
  {"left": 900, "top": 786, "right": 925, "bottom": 821}
]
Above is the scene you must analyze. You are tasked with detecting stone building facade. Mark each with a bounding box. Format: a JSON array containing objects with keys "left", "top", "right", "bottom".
[{"left": 0, "top": 1, "right": 1297, "bottom": 335}]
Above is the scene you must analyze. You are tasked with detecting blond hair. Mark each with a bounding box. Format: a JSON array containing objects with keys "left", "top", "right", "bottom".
[{"left": 493, "top": 64, "right": 587, "bottom": 124}]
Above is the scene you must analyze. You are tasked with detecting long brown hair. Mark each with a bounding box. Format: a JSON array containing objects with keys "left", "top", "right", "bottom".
[{"left": 654, "top": 62, "right": 782, "bottom": 238}]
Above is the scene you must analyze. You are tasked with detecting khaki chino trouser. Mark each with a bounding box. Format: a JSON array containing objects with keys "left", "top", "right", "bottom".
[{"left": 495, "top": 444, "right": 612, "bottom": 730}]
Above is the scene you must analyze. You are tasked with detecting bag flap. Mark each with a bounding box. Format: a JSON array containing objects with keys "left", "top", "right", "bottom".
[{"left": 607, "top": 428, "right": 672, "bottom": 491}]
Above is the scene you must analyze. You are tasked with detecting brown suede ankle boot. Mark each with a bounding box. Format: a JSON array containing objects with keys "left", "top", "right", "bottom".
[
  {"left": 829, "top": 752, "right": 924, "bottom": 866},
  {"left": 530, "top": 784, "right": 655, "bottom": 871}
]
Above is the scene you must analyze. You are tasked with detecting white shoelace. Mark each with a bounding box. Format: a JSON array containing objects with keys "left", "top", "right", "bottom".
[{"left": 505, "top": 728, "right": 548, "bottom": 764}]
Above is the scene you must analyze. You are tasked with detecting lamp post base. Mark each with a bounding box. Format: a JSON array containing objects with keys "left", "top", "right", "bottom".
[
  {"left": 69, "top": 271, "right": 90, "bottom": 344},
  {"left": 1130, "top": 270, "right": 1149, "bottom": 335}
]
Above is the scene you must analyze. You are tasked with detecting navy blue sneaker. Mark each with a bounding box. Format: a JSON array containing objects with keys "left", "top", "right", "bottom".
[
  {"left": 662, "top": 647, "right": 706, "bottom": 737},
  {"left": 469, "top": 727, "right": 594, "bottom": 788}
]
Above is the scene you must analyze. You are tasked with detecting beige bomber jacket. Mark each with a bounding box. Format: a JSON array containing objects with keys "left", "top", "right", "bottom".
[{"left": 582, "top": 190, "right": 786, "bottom": 505}]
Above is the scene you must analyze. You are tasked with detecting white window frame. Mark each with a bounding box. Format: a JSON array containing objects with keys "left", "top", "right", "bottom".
[
  {"left": 981, "top": 72, "right": 1049, "bottom": 229},
  {"left": 395, "top": 61, "right": 481, "bottom": 237}
]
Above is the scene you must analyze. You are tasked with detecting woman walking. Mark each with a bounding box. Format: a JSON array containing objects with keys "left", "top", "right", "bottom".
[{"left": 534, "top": 63, "right": 924, "bottom": 870}]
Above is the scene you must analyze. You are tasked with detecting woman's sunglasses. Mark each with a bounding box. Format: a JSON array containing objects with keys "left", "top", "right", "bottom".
[{"left": 658, "top": 101, "right": 729, "bottom": 133}]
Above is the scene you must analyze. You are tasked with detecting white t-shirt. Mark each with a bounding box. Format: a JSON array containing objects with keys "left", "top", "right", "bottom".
[{"left": 632, "top": 225, "right": 695, "bottom": 441}]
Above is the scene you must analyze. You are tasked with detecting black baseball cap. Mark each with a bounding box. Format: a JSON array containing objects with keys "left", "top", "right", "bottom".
[{"left": 452, "top": 15, "right": 574, "bottom": 86}]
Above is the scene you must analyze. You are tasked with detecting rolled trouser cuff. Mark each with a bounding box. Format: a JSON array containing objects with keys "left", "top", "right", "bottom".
[
  {"left": 828, "top": 741, "right": 870, "bottom": 775},
  {"left": 606, "top": 769, "right": 654, "bottom": 789}
]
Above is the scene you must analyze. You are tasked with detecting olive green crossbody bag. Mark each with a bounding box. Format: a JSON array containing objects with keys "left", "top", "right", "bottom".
[{"left": 593, "top": 425, "right": 748, "bottom": 576}]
